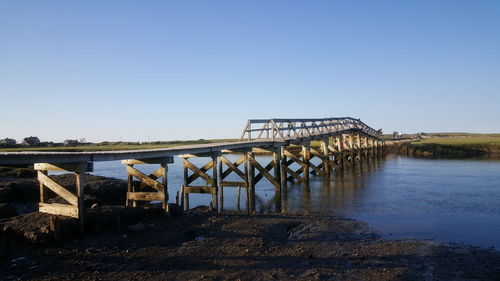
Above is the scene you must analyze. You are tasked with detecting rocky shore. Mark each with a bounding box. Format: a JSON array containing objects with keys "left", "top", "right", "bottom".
[{"left": 1, "top": 167, "right": 500, "bottom": 280}]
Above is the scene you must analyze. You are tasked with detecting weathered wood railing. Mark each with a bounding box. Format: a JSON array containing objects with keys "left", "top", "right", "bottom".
[{"left": 240, "top": 117, "right": 382, "bottom": 141}]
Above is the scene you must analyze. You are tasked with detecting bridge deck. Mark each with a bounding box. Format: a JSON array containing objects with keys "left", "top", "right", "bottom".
[
  {"left": 0, "top": 140, "right": 282, "bottom": 165},
  {"left": 0, "top": 119, "right": 382, "bottom": 165}
]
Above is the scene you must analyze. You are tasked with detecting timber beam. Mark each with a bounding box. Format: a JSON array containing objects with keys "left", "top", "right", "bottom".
[
  {"left": 218, "top": 154, "right": 248, "bottom": 211},
  {"left": 34, "top": 162, "right": 93, "bottom": 231},
  {"left": 180, "top": 154, "right": 219, "bottom": 211},
  {"left": 122, "top": 156, "right": 172, "bottom": 213}
]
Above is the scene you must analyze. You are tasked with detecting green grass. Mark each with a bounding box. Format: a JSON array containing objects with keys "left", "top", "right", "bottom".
[
  {"left": 410, "top": 136, "right": 500, "bottom": 147},
  {"left": 0, "top": 139, "right": 238, "bottom": 152}
]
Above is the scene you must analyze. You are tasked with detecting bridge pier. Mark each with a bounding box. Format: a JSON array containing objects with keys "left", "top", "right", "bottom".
[
  {"left": 301, "top": 142, "right": 311, "bottom": 184},
  {"left": 246, "top": 147, "right": 282, "bottom": 212},
  {"left": 247, "top": 151, "right": 256, "bottom": 212},
  {"left": 281, "top": 147, "right": 306, "bottom": 184},
  {"left": 218, "top": 151, "right": 249, "bottom": 212},
  {"left": 34, "top": 162, "right": 93, "bottom": 231},
  {"left": 122, "top": 157, "right": 172, "bottom": 213},
  {"left": 1, "top": 117, "right": 386, "bottom": 224},
  {"left": 180, "top": 153, "right": 219, "bottom": 211},
  {"left": 321, "top": 139, "right": 331, "bottom": 177}
]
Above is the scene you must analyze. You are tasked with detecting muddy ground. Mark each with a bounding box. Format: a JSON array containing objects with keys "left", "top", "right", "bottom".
[
  {"left": 1, "top": 208, "right": 500, "bottom": 281},
  {"left": 1, "top": 168, "right": 500, "bottom": 280}
]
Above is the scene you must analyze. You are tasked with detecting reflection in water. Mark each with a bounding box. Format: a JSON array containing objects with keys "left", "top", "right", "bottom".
[
  {"left": 91, "top": 153, "right": 500, "bottom": 249},
  {"left": 274, "top": 151, "right": 386, "bottom": 216}
]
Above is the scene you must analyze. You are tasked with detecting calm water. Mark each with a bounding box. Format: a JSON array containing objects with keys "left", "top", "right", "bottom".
[{"left": 88, "top": 154, "right": 500, "bottom": 249}]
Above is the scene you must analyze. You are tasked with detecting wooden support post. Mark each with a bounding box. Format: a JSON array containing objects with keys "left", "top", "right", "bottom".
[
  {"left": 126, "top": 165, "right": 135, "bottom": 207},
  {"left": 336, "top": 136, "right": 343, "bottom": 153},
  {"left": 218, "top": 154, "right": 249, "bottom": 211},
  {"left": 212, "top": 156, "right": 218, "bottom": 211},
  {"left": 302, "top": 142, "right": 310, "bottom": 184},
  {"left": 179, "top": 154, "right": 218, "bottom": 211},
  {"left": 321, "top": 139, "right": 330, "bottom": 177},
  {"left": 273, "top": 147, "right": 282, "bottom": 193},
  {"left": 247, "top": 151, "right": 255, "bottom": 213},
  {"left": 274, "top": 147, "right": 282, "bottom": 214},
  {"left": 39, "top": 170, "right": 48, "bottom": 203},
  {"left": 35, "top": 162, "right": 93, "bottom": 232},
  {"left": 243, "top": 153, "right": 249, "bottom": 212},
  {"left": 75, "top": 172, "right": 85, "bottom": 231},
  {"left": 356, "top": 134, "right": 362, "bottom": 150},
  {"left": 122, "top": 157, "right": 172, "bottom": 213},
  {"left": 218, "top": 156, "right": 224, "bottom": 211},
  {"left": 183, "top": 161, "right": 189, "bottom": 210},
  {"left": 161, "top": 164, "right": 169, "bottom": 213},
  {"left": 280, "top": 146, "right": 288, "bottom": 189}
]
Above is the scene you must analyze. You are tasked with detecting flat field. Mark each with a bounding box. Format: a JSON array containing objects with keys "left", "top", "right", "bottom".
[
  {"left": 0, "top": 139, "right": 238, "bottom": 152},
  {"left": 411, "top": 134, "right": 500, "bottom": 147}
]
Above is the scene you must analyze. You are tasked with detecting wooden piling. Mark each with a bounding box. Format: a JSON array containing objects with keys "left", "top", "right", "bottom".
[{"left": 302, "top": 142, "right": 310, "bottom": 184}]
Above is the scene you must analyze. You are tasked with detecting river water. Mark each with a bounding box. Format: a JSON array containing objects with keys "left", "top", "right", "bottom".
[{"left": 88, "top": 154, "right": 500, "bottom": 249}]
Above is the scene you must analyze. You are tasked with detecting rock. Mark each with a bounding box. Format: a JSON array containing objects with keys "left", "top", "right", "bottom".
[{"left": 0, "top": 203, "right": 18, "bottom": 219}]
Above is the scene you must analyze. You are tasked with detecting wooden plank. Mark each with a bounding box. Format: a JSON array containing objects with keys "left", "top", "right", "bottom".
[
  {"left": 251, "top": 159, "right": 278, "bottom": 186},
  {"left": 161, "top": 164, "right": 168, "bottom": 212},
  {"left": 220, "top": 156, "right": 246, "bottom": 179},
  {"left": 127, "top": 192, "right": 165, "bottom": 201},
  {"left": 179, "top": 152, "right": 221, "bottom": 158},
  {"left": 328, "top": 144, "right": 338, "bottom": 153},
  {"left": 184, "top": 185, "right": 216, "bottom": 194},
  {"left": 39, "top": 203, "right": 79, "bottom": 218},
  {"left": 309, "top": 147, "right": 324, "bottom": 159},
  {"left": 218, "top": 158, "right": 224, "bottom": 210},
  {"left": 184, "top": 159, "right": 215, "bottom": 185},
  {"left": 139, "top": 166, "right": 164, "bottom": 189},
  {"left": 284, "top": 165, "right": 304, "bottom": 182},
  {"left": 220, "top": 181, "right": 247, "bottom": 187},
  {"left": 126, "top": 166, "right": 134, "bottom": 207},
  {"left": 125, "top": 165, "right": 163, "bottom": 191},
  {"left": 309, "top": 162, "right": 323, "bottom": 175},
  {"left": 75, "top": 173, "right": 85, "bottom": 230},
  {"left": 35, "top": 162, "right": 93, "bottom": 173},
  {"left": 212, "top": 156, "right": 218, "bottom": 210},
  {"left": 273, "top": 150, "right": 282, "bottom": 191},
  {"left": 283, "top": 150, "right": 306, "bottom": 168},
  {"left": 38, "top": 172, "right": 78, "bottom": 206},
  {"left": 121, "top": 157, "right": 173, "bottom": 165},
  {"left": 39, "top": 170, "right": 47, "bottom": 203},
  {"left": 322, "top": 140, "right": 331, "bottom": 175},
  {"left": 186, "top": 161, "right": 213, "bottom": 183},
  {"left": 302, "top": 144, "right": 311, "bottom": 183}
]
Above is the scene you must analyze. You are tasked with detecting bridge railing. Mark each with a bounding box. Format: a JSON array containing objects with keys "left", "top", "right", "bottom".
[{"left": 240, "top": 117, "right": 382, "bottom": 141}]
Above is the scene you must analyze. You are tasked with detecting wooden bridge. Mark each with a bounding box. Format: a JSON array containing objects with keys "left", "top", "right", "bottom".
[{"left": 0, "top": 117, "right": 384, "bottom": 229}]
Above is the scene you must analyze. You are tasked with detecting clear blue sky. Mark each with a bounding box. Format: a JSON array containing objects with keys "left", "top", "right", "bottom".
[{"left": 1, "top": 0, "right": 499, "bottom": 142}]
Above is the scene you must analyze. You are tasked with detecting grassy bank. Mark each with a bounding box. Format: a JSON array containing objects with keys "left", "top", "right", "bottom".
[
  {"left": 0, "top": 139, "right": 238, "bottom": 152},
  {"left": 403, "top": 133, "right": 500, "bottom": 156}
]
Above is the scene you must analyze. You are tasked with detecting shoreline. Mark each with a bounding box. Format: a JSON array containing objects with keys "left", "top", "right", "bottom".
[
  {"left": 2, "top": 209, "right": 500, "bottom": 280},
  {"left": 1, "top": 158, "right": 500, "bottom": 280}
]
